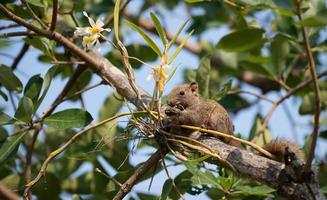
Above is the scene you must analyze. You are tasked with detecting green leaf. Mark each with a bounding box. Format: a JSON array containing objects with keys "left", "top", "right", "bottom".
[
  {"left": 24, "top": 74, "right": 43, "bottom": 102},
  {"left": 165, "top": 65, "right": 178, "bottom": 84},
  {"left": 14, "top": 97, "right": 34, "bottom": 123},
  {"left": 235, "top": 185, "right": 275, "bottom": 196},
  {"left": 99, "top": 94, "right": 123, "bottom": 120},
  {"left": 247, "top": 114, "right": 272, "bottom": 144},
  {"left": 300, "top": 91, "right": 327, "bottom": 115},
  {"left": 35, "top": 65, "right": 60, "bottom": 111},
  {"left": 185, "top": 0, "right": 204, "bottom": 3},
  {"left": 125, "top": 20, "right": 162, "bottom": 56},
  {"left": 0, "top": 132, "right": 28, "bottom": 164},
  {"left": 0, "top": 65, "right": 23, "bottom": 93},
  {"left": 216, "top": 28, "right": 266, "bottom": 52},
  {"left": 299, "top": 13, "right": 327, "bottom": 27},
  {"left": 169, "top": 30, "right": 194, "bottom": 64},
  {"left": 34, "top": 173, "right": 61, "bottom": 199},
  {"left": 270, "top": 34, "right": 289, "bottom": 76},
  {"left": 196, "top": 56, "right": 211, "bottom": 97},
  {"left": 184, "top": 161, "right": 219, "bottom": 187},
  {"left": 114, "top": 0, "right": 120, "bottom": 41},
  {"left": 26, "top": 0, "right": 45, "bottom": 7},
  {"left": 25, "top": 37, "right": 55, "bottom": 57},
  {"left": 239, "top": 61, "right": 274, "bottom": 80},
  {"left": 0, "top": 111, "right": 16, "bottom": 125},
  {"left": 161, "top": 178, "right": 173, "bottom": 200},
  {"left": 0, "top": 127, "right": 8, "bottom": 148},
  {"left": 44, "top": 109, "right": 93, "bottom": 129},
  {"left": 150, "top": 12, "right": 167, "bottom": 45},
  {"left": 167, "top": 19, "right": 189, "bottom": 50},
  {"left": 211, "top": 80, "right": 233, "bottom": 101},
  {"left": 239, "top": 0, "right": 274, "bottom": 6}
]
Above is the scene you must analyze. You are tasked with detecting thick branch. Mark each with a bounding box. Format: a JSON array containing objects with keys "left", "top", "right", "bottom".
[{"left": 199, "top": 137, "right": 326, "bottom": 200}]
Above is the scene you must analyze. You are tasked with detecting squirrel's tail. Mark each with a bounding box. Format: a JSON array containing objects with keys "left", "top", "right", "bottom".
[{"left": 262, "top": 139, "right": 304, "bottom": 162}]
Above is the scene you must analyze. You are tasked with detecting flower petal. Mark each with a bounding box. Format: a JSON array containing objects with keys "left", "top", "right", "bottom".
[
  {"left": 74, "top": 27, "right": 88, "bottom": 36},
  {"left": 96, "top": 18, "right": 104, "bottom": 28},
  {"left": 103, "top": 28, "right": 111, "bottom": 33},
  {"left": 83, "top": 11, "right": 89, "bottom": 18}
]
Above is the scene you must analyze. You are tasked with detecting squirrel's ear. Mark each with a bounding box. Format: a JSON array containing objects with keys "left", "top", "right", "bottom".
[{"left": 189, "top": 82, "right": 198, "bottom": 93}]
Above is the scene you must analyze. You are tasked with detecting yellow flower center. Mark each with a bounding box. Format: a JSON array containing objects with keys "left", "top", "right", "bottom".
[
  {"left": 83, "top": 36, "right": 96, "bottom": 44},
  {"left": 88, "top": 26, "right": 101, "bottom": 35}
]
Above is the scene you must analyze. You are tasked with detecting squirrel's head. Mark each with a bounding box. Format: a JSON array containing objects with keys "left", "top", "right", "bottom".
[{"left": 167, "top": 82, "right": 199, "bottom": 110}]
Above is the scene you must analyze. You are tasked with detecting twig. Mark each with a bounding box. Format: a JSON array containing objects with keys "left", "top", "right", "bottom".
[
  {"left": 62, "top": 81, "right": 104, "bottom": 102},
  {"left": 227, "top": 89, "right": 274, "bottom": 104},
  {"left": 24, "top": 111, "right": 147, "bottom": 199},
  {"left": 11, "top": 43, "right": 29, "bottom": 70},
  {"left": 180, "top": 125, "right": 274, "bottom": 158},
  {"left": 49, "top": 0, "right": 58, "bottom": 31},
  {"left": 95, "top": 168, "right": 122, "bottom": 187},
  {"left": 113, "top": 149, "right": 166, "bottom": 200},
  {"left": 0, "top": 31, "right": 37, "bottom": 38},
  {"left": 23, "top": 127, "right": 41, "bottom": 199},
  {"left": 0, "top": 183, "right": 20, "bottom": 200},
  {"left": 50, "top": 60, "right": 85, "bottom": 65},
  {"left": 0, "top": 23, "right": 20, "bottom": 30},
  {"left": 256, "top": 70, "right": 326, "bottom": 140},
  {"left": 21, "top": 0, "right": 47, "bottom": 28},
  {"left": 103, "top": 0, "right": 131, "bottom": 27},
  {"left": 296, "top": 0, "right": 321, "bottom": 173}
]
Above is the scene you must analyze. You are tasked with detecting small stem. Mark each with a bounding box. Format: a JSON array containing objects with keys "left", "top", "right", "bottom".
[
  {"left": 255, "top": 70, "right": 326, "bottom": 140},
  {"left": 180, "top": 125, "right": 275, "bottom": 159},
  {"left": 49, "top": 0, "right": 58, "bottom": 31},
  {"left": 23, "top": 128, "right": 40, "bottom": 199},
  {"left": 11, "top": 43, "right": 29, "bottom": 70},
  {"left": 21, "top": 0, "right": 47, "bottom": 28},
  {"left": 0, "top": 31, "right": 37, "bottom": 38}
]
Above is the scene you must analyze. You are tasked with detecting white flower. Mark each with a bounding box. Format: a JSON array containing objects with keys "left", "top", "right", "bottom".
[
  {"left": 74, "top": 11, "right": 111, "bottom": 49},
  {"left": 82, "top": 34, "right": 100, "bottom": 50},
  {"left": 147, "top": 64, "right": 170, "bottom": 82}
]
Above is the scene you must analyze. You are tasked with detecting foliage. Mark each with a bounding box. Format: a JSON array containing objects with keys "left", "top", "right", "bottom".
[{"left": 0, "top": 0, "right": 327, "bottom": 199}]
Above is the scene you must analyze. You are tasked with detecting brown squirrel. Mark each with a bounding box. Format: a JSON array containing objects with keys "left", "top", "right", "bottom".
[
  {"left": 164, "top": 82, "right": 242, "bottom": 147},
  {"left": 164, "top": 82, "right": 304, "bottom": 162}
]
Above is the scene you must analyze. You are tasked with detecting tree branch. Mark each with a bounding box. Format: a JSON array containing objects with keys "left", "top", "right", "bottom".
[
  {"left": 0, "top": 3, "right": 150, "bottom": 108},
  {"left": 49, "top": 0, "right": 58, "bottom": 31},
  {"left": 112, "top": 149, "right": 166, "bottom": 200},
  {"left": 296, "top": 0, "right": 321, "bottom": 173},
  {"left": 11, "top": 43, "right": 29, "bottom": 70},
  {"left": 198, "top": 137, "right": 326, "bottom": 200}
]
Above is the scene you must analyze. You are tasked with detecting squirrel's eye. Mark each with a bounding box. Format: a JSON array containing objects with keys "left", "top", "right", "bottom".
[{"left": 179, "top": 91, "right": 185, "bottom": 96}]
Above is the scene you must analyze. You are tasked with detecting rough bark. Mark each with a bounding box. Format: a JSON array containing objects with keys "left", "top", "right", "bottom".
[{"left": 199, "top": 137, "right": 326, "bottom": 200}]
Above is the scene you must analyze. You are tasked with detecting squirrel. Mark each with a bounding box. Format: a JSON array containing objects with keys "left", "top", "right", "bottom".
[
  {"left": 163, "top": 82, "right": 304, "bottom": 162},
  {"left": 163, "top": 82, "right": 242, "bottom": 148}
]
